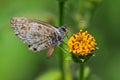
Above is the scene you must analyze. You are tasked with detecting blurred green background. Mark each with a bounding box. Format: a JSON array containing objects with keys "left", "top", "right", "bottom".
[{"left": 0, "top": 0, "right": 120, "bottom": 80}]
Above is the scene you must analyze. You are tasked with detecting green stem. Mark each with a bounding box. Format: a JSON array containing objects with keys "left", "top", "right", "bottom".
[
  {"left": 59, "top": 1, "right": 64, "bottom": 25},
  {"left": 58, "top": 0, "right": 66, "bottom": 80},
  {"left": 59, "top": 50, "right": 65, "bottom": 80},
  {"left": 80, "top": 63, "right": 84, "bottom": 80}
]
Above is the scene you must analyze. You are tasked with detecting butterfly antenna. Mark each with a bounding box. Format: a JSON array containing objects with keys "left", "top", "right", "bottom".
[
  {"left": 62, "top": 41, "right": 67, "bottom": 45},
  {"left": 66, "top": 31, "right": 69, "bottom": 39},
  {"left": 65, "top": 26, "right": 73, "bottom": 39},
  {"left": 57, "top": 45, "right": 68, "bottom": 54}
]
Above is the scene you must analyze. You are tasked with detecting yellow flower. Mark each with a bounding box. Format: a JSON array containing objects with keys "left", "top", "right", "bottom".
[{"left": 68, "top": 30, "right": 96, "bottom": 56}]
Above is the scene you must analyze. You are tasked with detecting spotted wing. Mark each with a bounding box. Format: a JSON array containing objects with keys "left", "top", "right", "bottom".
[{"left": 10, "top": 17, "right": 58, "bottom": 52}]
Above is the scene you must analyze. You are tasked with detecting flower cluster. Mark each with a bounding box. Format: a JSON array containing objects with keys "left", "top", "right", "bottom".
[{"left": 68, "top": 30, "right": 96, "bottom": 56}]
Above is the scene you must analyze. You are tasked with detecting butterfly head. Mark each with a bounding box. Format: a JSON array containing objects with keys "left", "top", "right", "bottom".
[
  {"left": 59, "top": 26, "right": 67, "bottom": 32},
  {"left": 57, "top": 26, "right": 67, "bottom": 42}
]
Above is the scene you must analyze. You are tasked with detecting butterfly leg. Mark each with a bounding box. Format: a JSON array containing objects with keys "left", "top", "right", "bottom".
[{"left": 46, "top": 46, "right": 55, "bottom": 57}]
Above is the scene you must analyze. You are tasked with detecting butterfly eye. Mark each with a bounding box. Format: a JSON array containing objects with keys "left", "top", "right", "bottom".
[
  {"left": 62, "top": 27, "right": 66, "bottom": 32},
  {"left": 61, "top": 26, "right": 67, "bottom": 32}
]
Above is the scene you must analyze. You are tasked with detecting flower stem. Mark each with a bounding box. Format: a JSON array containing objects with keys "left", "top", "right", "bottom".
[
  {"left": 59, "top": 1, "right": 64, "bottom": 25},
  {"left": 58, "top": 0, "right": 66, "bottom": 80},
  {"left": 80, "top": 63, "right": 84, "bottom": 80}
]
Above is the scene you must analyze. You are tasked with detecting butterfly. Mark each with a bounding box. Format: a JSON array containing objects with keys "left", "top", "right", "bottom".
[{"left": 10, "top": 17, "right": 67, "bottom": 57}]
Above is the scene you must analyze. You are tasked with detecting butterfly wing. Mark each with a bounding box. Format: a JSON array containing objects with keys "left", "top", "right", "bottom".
[{"left": 10, "top": 17, "right": 58, "bottom": 52}]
